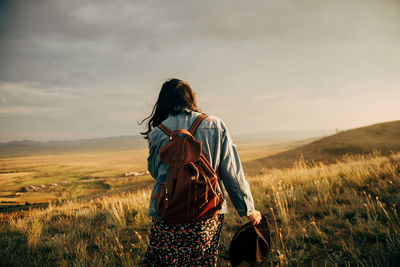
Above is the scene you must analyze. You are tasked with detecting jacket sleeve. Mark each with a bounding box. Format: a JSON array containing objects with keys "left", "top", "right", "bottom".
[
  {"left": 147, "top": 129, "right": 169, "bottom": 179},
  {"left": 218, "top": 122, "right": 255, "bottom": 217}
]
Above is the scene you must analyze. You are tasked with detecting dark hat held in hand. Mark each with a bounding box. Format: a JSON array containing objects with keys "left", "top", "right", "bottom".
[{"left": 229, "top": 215, "right": 271, "bottom": 267}]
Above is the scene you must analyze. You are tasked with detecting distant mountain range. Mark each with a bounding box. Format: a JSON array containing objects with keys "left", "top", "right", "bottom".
[
  {"left": 0, "top": 129, "right": 334, "bottom": 157},
  {"left": 0, "top": 135, "right": 147, "bottom": 157},
  {"left": 243, "top": 120, "right": 400, "bottom": 172}
]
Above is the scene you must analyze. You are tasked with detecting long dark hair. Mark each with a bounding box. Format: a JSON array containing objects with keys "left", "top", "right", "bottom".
[{"left": 139, "top": 78, "right": 200, "bottom": 139}]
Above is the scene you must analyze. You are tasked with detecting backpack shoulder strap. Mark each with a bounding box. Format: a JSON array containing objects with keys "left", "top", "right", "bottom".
[
  {"left": 189, "top": 114, "right": 207, "bottom": 135},
  {"left": 158, "top": 123, "right": 172, "bottom": 137}
]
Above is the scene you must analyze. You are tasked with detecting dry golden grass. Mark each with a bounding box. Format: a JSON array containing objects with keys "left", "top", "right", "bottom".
[
  {"left": 0, "top": 148, "right": 148, "bottom": 175},
  {"left": 0, "top": 148, "right": 149, "bottom": 206},
  {"left": 245, "top": 120, "right": 400, "bottom": 171},
  {"left": 236, "top": 139, "right": 313, "bottom": 162},
  {"left": 1, "top": 150, "right": 400, "bottom": 266},
  {"left": 0, "top": 141, "right": 293, "bottom": 206}
]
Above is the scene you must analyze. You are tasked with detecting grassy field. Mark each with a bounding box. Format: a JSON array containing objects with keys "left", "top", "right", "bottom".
[
  {"left": 0, "top": 149, "right": 150, "bottom": 209},
  {"left": 1, "top": 142, "right": 400, "bottom": 266},
  {"left": 245, "top": 120, "right": 400, "bottom": 171},
  {"left": 0, "top": 140, "right": 296, "bottom": 209}
]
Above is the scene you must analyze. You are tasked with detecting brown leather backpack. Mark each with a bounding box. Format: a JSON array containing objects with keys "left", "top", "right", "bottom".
[{"left": 153, "top": 114, "right": 223, "bottom": 224}]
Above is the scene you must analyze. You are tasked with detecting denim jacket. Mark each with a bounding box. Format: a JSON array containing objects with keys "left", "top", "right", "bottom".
[{"left": 147, "top": 110, "right": 255, "bottom": 219}]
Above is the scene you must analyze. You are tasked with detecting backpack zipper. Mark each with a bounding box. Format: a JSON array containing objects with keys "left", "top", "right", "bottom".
[{"left": 162, "top": 183, "right": 169, "bottom": 209}]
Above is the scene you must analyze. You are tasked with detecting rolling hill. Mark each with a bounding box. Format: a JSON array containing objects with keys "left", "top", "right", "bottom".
[
  {"left": 232, "top": 129, "right": 334, "bottom": 143},
  {"left": 244, "top": 120, "right": 400, "bottom": 172}
]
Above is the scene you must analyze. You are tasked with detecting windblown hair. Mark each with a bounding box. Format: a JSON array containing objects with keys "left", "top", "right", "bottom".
[{"left": 139, "top": 78, "right": 200, "bottom": 139}]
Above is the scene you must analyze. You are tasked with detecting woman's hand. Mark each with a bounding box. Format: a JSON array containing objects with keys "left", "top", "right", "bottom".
[{"left": 246, "top": 210, "right": 262, "bottom": 225}]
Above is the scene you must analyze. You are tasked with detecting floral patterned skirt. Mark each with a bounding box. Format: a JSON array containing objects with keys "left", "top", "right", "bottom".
[{"left": 143, "top": 214, "right": 224, "bottom": 266}]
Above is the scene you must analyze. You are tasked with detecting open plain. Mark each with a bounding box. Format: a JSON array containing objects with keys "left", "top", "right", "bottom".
[{"left": 1, "top": 121, "right": 400, "bottom": 266}]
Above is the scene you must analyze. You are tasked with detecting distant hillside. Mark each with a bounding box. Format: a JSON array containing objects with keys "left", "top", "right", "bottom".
[
  {"left": 232, "top": 129, "right": 334, "bottom": 143},
  {"left": 244, "top": 120, "right": 400, "bottom": 172},
  {"left": 0, "top": 135, "right": 147, "bottom": 157}
]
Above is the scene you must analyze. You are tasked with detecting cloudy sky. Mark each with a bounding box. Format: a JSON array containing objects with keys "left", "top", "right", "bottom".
[{"left": 0, "top": 0, "right": 399, "bottom": 142}]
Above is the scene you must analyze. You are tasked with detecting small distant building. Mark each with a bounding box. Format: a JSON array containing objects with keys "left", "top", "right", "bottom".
[
  {"left": 125, "top": 171, "right": 139, "bottom": 177},
  {"left": 124, "top": 169, "right": 152, "bottom": 177}
]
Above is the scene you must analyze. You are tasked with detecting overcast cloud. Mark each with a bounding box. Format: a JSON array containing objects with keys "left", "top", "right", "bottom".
[{"left": 0, "top": 0, "right": 399, "bottom": 141}]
